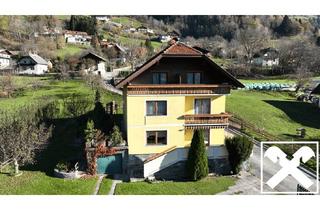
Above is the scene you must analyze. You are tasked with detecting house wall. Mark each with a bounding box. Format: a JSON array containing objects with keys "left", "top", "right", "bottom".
[
  {"left": 84, "top": 61, "right": 111, "bottom": 80},
  {"left": 126, "top": 94, "right": 226, "bottom": 155},
  {"left": 19, "top": 64, "right": 48, "bottom": 75},
  {"left": 0, "top": 52, "right": 11, "bottom": 69}
]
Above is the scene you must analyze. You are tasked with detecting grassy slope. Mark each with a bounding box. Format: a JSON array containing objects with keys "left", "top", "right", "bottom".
[
  {"left": 97, "top": 178, "right": 113, "bottom": 195},
  {"left": 0, "top": 171, "right": 97, "bottom": 195},
  {"left": 226, "top": 90, "right": 320, "bottom": 139},
  {"left": 56, "top": 44, "right": 88, "bottom": 59},
  {"left": 0, "top": 76, "right": 122, "bottom": 113},
  {"left": 111, "top": 16, "right": 142, "bottom": 28},
  {"left": 115, "top": 177, "right": 235, "bottom": 195}
]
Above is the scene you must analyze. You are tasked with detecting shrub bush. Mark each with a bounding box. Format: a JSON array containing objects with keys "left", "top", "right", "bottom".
[
  {"left": 225, "top": 136, "right": 253, "bottom": 174},
  {"left": 108, "top": 125, "right": 124, "bottom": 147},
  {"left": 186, "top": 130, "right": 209, "bottom": 181}
]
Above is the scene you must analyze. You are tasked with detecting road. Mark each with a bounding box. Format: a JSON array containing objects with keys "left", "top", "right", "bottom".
[{"left": 219, "top": 144, "right": 318, "bottom": 195}]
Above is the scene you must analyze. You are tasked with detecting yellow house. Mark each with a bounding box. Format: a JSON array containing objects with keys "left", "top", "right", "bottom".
[{"left": 116, "top": 42, "right": 244, "bottom": 178}]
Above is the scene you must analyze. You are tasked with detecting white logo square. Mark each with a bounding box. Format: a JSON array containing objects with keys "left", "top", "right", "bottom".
[{"left": 261, "top": 141, "right": 319, "bottom": 194}]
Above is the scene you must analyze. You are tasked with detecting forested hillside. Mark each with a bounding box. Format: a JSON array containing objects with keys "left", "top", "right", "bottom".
[{"left": 1, "top": 15, "right": 320, "bottom": 80}]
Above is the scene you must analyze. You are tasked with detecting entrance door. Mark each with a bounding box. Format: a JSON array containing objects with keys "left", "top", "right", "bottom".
[{"left": 194, "top": 99, "right": 211, "bottom": 114}]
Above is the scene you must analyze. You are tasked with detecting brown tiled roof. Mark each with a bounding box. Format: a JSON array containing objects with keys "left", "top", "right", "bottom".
[
  {"left": 115, "top": 42, "right": 244, "bottom": 89},
  {"left": 164, "top": 43, "right": 202, "bottom": 55}
]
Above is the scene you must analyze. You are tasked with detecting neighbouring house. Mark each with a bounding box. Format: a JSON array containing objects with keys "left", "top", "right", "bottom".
[
  {"left": 115, "top": 42, "right": 244, "bottom": 179},
  {"left": 158, "top": 35, "right": 172, "bottom": 43},
  {"left": 16, "top": 53, "right": 49, "bottom": 75},
  {"left": 123, "top": 28, "right": 137, "bottom": 33},
  {"left": 39, "top": 26, "right": 62, "bottom": 37},
  {"left": 136, "top": 26, "right": 147, "bottom": 33},
  {"left": 0, "top": 49, "right": 13, "bottom": 70},
  {"left": 157, "top": 31, "right": 180, "bottom": 43},
  {"left": 95, "top": 15, "right": 110, "bottom": 22},
  {"left": 101, "top": 42, "right": 127, "bottom": 63},
  {"left": 252, "top": 47, "right": 279, "bottom": 67},
  {"left": 64, "top": 30, "right": 92, "bottom": 45},
  {"left": 136, "top": 26, "right": 154, "bottom": 35},
  {"left": 79, "top": 52, "right": 109, "bottom": 80}
]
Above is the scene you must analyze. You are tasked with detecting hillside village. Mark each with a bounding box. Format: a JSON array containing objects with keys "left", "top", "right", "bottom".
[{"left": 1, "top": 15, "right": 320, "bottom": 195}]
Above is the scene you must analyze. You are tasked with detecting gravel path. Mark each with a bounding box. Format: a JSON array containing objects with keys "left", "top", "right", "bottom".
[
  {"left": 108, "top": 180, "right": 122, "bottom": 195},
  {"left": 93, "top": 175, "right": 105, "bottom": 195}
]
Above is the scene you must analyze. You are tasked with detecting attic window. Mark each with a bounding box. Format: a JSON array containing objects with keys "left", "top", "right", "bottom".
[
  {"left": 187, "top": 72, "right": 201, "bottom": 84},
  {"left": 152, "top": 72, "right": 167, "bottom": 84}
]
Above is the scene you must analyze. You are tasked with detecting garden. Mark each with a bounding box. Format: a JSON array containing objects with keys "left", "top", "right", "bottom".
[{"left": 0, "top": 75, "right": 123, "bottom": 195}]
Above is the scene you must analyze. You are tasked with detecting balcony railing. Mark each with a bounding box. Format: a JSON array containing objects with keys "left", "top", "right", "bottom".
[
  {"left": 127, "top": 84, "right": 231, "bottom": 95},
  {"left": 184, "top": 113, "right": 231, "bottom": 129}
]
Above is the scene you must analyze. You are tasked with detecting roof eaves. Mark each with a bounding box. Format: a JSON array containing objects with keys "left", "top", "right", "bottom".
[{"left": 203, "top": 55, "right": 245, "bottom": 88}]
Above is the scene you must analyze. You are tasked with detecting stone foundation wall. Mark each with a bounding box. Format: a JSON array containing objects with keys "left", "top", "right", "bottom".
[
  {"left": 127, "top": 154, "right": 152, "bottom": 178},
  {"left": 154, "top": 158, "right": 231, "bottom": 180},
  {"left": 127, "top": 153, "right": 231, "bottom": 180}
]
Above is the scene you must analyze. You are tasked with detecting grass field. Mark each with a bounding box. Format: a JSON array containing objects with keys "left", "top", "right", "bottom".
[
  {"left": 0, "top": 171, "right": 97, "bottom": 195},
  {"left": 97, "top": 178, "right": 113, "bottom": 195},
  {"left": 111, "top": 16, "right": 142, "bottom": 28},
  {"left": 0, "top": 76, "right": 123, "bottom": 171},
  {"left": 114, "top": 177, "right": 236, "bottom": 195},
  {"left": 56, "top": 44, "right": 88, "bottom": 59},
  {"left": 0, "top": 76, "right": 122, "bottom": 114},
  {"left": 118, "top": 35, "right": 164, "bottom": 50},
  {"left": 227, "top": 90, "right": 320, "bottom": 140}
]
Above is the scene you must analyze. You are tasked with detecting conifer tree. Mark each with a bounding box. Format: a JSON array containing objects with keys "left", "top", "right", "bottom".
[{"left": 186, "top": 130, "right": 209, "bottom": 181}]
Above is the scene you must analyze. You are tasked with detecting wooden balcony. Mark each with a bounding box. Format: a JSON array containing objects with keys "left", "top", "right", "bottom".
[
  {"left": 184, "top": 113, "right": 231, "bottom": 129},
  {"left": 126, "top": 84, "right": 231, "bottom": 95}
]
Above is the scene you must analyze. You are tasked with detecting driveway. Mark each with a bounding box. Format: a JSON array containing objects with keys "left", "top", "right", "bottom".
[{"left": 219, "top": 144, "right": 318, "bottom": 195}]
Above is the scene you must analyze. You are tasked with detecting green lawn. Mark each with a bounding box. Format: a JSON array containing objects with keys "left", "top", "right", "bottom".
[
  {"left": 0, "top": 76, "right": 122, "bottom": 114},
  {"left": 114, "top": 177, "right": 236, "bottom": 195},
  {"left": 118, "top": 35, "right": 144, "bottom": 47},
  {"left": 56, "top": 44, "right": 88, "bottom": 59},
  {"left": 0, "top": 171, "right": 97, "bottom": 195},
  {"left": 151, "top": 41, "right": 165, "bottom": 50},
  {"left": 111, "top": 16, "right": 142, "bottom": 28},
  {"left": 118, "top": 35, "right": 164, "bottom": 50},
  {"left": 56, "top": 15, "right": 71, "bottom": 21},
  {"left": 97, "top": 178, "right": 113, "bottom": 195},
  {"left": 227, "top": 90, "right": 320, "bottom": 140}
]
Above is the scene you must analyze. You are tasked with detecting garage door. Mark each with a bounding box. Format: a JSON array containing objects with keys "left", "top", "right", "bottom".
[{"left": 97, "top": 155, "right": 122, "bottom": 175}]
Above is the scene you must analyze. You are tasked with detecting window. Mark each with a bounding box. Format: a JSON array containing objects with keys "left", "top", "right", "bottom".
[
  {"left": 146, "top": 101, "right": 167, "bottom": 116},
  {"left": 146, "top": 131, "right": 167, "bottom": 145},
  {"left": 187, "top": 72, "right": 201, "bottom": 84},
  {"left": 152, "top": 72, "right": 167, "bottom": 84},
  {"left": 195, "top": 99, "right": 210, "bottom": 114}
]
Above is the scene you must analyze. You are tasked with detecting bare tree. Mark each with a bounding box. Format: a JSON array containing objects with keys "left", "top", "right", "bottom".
[
  {"left": 0, "top": 106, "right": 52, "bottom": 170},
  {"left": 0, "top": 73, "right": 14, "bottom": 98},
  {"left": 237, "top": 26, "right": 270, "bottom": 64}
]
